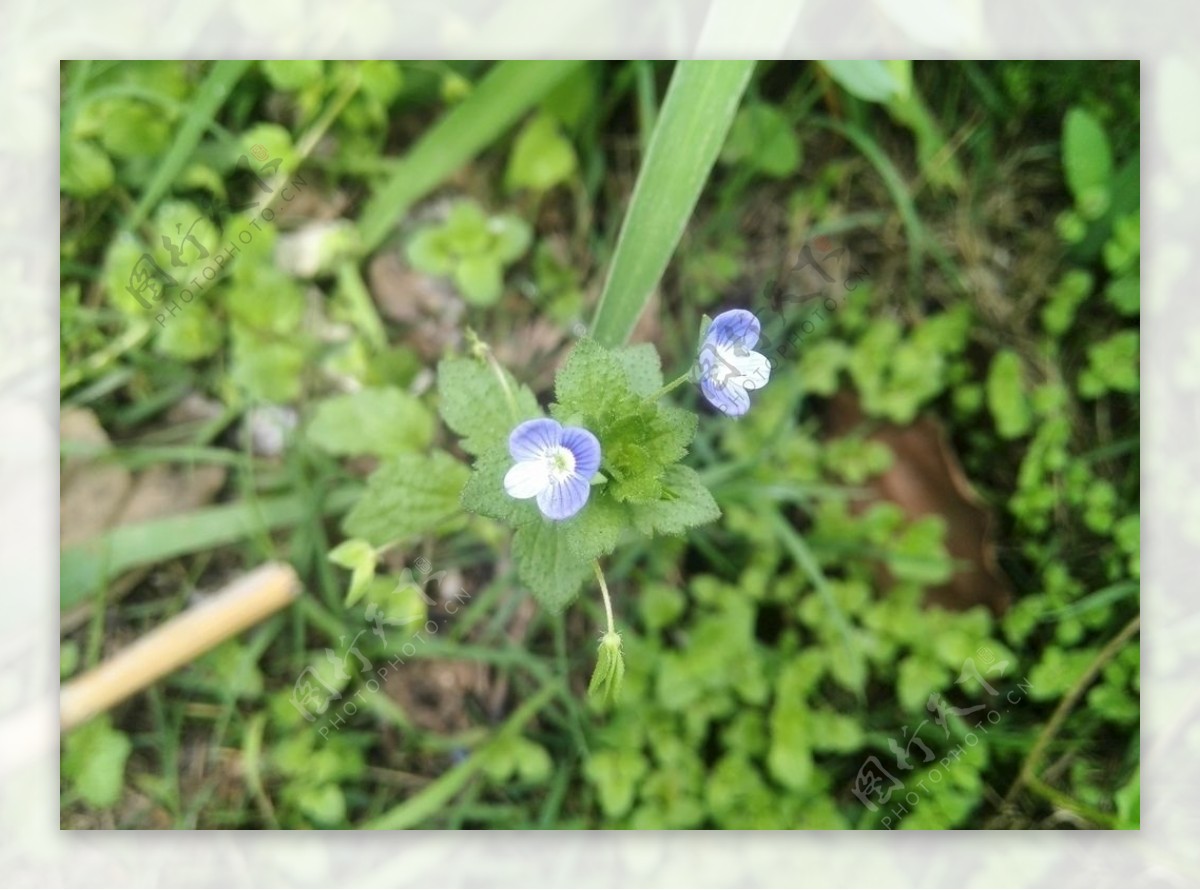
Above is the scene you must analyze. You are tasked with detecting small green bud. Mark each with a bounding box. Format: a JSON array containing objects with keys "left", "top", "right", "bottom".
[{"left": 587, "top": 631, "right": 625, "bottom": 708}]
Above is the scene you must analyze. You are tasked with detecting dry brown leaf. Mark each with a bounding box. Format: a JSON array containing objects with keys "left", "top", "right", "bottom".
[
  {"left": 825, "top": 390, "right": 1012, "bottom": 615},
  {"left": 60, "top": 409, "right": 230, "bottom": 631},
  {"left": 366, "top": 251, "right": 465, "bottom": 360},
  {"left": 115, "top": 463, "right": 228, "bottom": 526},
  {"left": 61, "top": 408, "right": 133, "bottom": 548}
]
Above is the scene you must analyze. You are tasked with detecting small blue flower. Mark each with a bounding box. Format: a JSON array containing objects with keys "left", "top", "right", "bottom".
[
  {"left": 697, "top": 309, "right": 772, "bottom": 416},
  {"left": 503, "top": 418, "right": 601, "bottom": 520}
]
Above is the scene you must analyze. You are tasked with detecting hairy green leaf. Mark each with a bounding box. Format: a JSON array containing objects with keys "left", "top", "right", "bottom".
[
  {"left": 307, "top": 387, "right": 433, "bottom": 457},
  {"left": 343, "top": 451, "right": 469, "bottom": 546}
]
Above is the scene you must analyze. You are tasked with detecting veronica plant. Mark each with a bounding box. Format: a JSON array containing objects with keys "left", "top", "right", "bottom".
[
  {"left": 446, "top": 317, "right": 768, "bottom": 703},
  {"left": 334, "top": 62, "right": 757, "bottom": 705}
]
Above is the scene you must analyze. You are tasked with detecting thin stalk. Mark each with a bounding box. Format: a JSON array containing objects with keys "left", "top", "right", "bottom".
[
  {"left": 647, "top": 371, "right": 692, "bottom": 403},
  {"left": 126, "top": 61, "right": 252, "bottom": 230},
  {"left": 593, "top": 560, "right": 615, "bottom": 637},
  {"left": 1001, "top": 614, "right": 1140, "bottom": 824},
  {"left": 486, "top": 350, "right": 520, "bottom": 423},
  {"left": 364, "top": 683, "right": 556, "bottom": 829}
]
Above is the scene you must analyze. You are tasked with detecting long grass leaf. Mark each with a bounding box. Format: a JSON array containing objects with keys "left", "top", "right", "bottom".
[
  {"left": 364, "top": 683, "right": 555, "bottom": 829},
  {"left": 357, "top": 61, "right": 583, "bottom": 254},
  {"left": 126, "top": 60, "right": 252, "bottom": 230},
  {"left": 589, "top": 61, "right": 755, "bottom": 347},
  {"left": 60, "top": 485, "right": 361, "bottom": 610}
]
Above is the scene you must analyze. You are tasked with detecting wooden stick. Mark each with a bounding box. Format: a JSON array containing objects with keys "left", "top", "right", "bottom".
[{"left": 60, "top": 562, "right": 301, "bottom": 732}]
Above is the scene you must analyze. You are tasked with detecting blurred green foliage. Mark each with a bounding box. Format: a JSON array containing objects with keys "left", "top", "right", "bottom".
[{"left": 60, "top": 60, "right": 1138, "bottom": 831}]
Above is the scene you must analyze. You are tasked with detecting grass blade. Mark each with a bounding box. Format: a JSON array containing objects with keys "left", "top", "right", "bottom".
[
  {"left": 60, "top": 485, "right": 361, "bottom": 610},
  {"left": 125, "top": 60, "right": 252, "bottom": 230},
  {"left": 357, "top": 61, "right": 583, "bottom": 254},
  {"left": 364, "top": 683, "right": 555, "bottom": 829},
  {"left": 589, "top": 61, "right": 755, "bottom": 347}
]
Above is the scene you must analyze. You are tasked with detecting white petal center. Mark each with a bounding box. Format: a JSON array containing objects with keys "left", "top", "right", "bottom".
[
  {"left": 504, "top": 445, "right": 580, "bottom": 501},
  {"left": 544, "top": 445, "right": 576, "bottom": 484}
]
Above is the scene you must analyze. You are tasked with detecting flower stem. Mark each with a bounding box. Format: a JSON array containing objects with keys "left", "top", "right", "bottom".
[
  {"left": 647, "top": 371, "right": 692, "bottom": 402},
  {"left": 592, "top": 560, "right": 616, "bottom": 637},
  {"left": 486, "top": 351, "right": 520, "bottom": 423},
  {"left": 468, "top": 327, "right": 520, "bottom": 422}
]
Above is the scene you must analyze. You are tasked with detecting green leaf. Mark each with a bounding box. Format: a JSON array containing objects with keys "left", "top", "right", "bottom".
[
  {"left": 261, "top": 59, "right": 325, "bottom": 92},
  {"left": 798, "top": 340, "right": 848, "bottom": 396},
  {"left": 225, "top": 267, "right": 305, "bottom": 334},
  {"left": 436, "top": 355, "right": 540, "bottom": 457},
  {"left": 1082, "top": 331, "right": 1139, "bottom": 396},
  {"left": 358, "top": 61, "right": 584, "bottom": 254},
  {"left": 808, "top": 708, "right": 865, "bottom": 753},
  {"left": 1028, "top": 646, "right": 1100, "bottom": 701},
  {"left": 897, "top": 654, "right": 950, "bottom": 713},
  {"left": 768, "top": 662, "right": 816, "bottom": 786},
  {"left": 590, "top": 61, "right": 755, "bottom": 347},
  {"left": 553, "top": 337, "right": 629, "bottom": 415},
  {"left": 552, "top": 339, "right": 696, "bottom": 503},
  {"left": 489, "top": 214, "right": 533, "bottom": 264},
  {"left": 443, "top": 201, "right": 490, "bottom": 250},
  {"left": 454, "top": 254, "right": 504, "bottom": 306},
  {"left": 240, "top": 122, "right": 299, "bottom": 176},
  {"left": 343, "top": 451, "right": 470, "bottom": 547},
  {"left": 154, "top": 307, "right": 222, "bottom": 361},
  {"left": 99, "top": 100, "right": 172, "bottom": 159},
  {"left": 307, "top": 387, "right": 434, "bottom": 457},
  {"left": 149, "top": 201, "right": 222, "bottom": 283},
  {"left": 720, "top": 102, "right": 800, "bottom": 178},
  {"left": 562, "top": 494, "right": 628, "bottom": 561},
  {"left": 506, "top": 113, "right": 578, "bottom": 192},
  {"left": 62, "top": 716, "right": 132, "bottom": 809},
  {"left": 1115, "top": 768, "right": 1140, "bottom": 829},
  {"left": 1087, "top": 682, "right": 1138, "bottom": 725},
  {"left": 61, "top": 139, "right": 114, "bottom": 198},
  {"left": 588, "top": 631, "right": 626, "bottom": 707},
  {"left": 825, "top": 435, "right": 892, "bottom": 484},
  {"left": 296, "top": 783, "right": 346, "bottom": 825},
  {"left": 1105, "top": 276, "right": 1139, "bottom": 316},
  {"left": 360, "top": 573, "right": 428, "bottom": 627},
  {"left": 638, "top": 582, "right": 686, "bottom": 632},
  {"left": 886, "top": 517, "right": 954, "bottom": 585},
  {"left": 328, "top": 539, "right": 377, "bottom": 607},
  {"left": 511, "top": 520, "right": 592, "bottom": 611},
  {"left": 820, "top": 60, "right": 903, "bottom": 103},
  {"left": 405, "top": 229, "right": 454, "bottom": 275},
  {"left": 61, "top": 640, "right": 80, "bottom": 678},
  {"left": 103, "top": 232, "right": 156, "bottom": 315},
  {"left": 358, "top": 60, "right": 405, "bottom": 106},
  {"left": 1062, "top": 107, "right": 1114, "bottom": 207},
  {"left": 629, "top": 465, "right": 720, "bottom": 536},
  {"left": 540, "top": 63, "right": 597, "bottom": 132},
  {"left": 229, "top": 329, "right": 306, "bottom": 403},
  {"left": 482, "top": 735, "right": 552, "bottom": 784},
  {"left": 188, "top": 640, "right": 264, "bottom": 700},
  {"left": 585, "top": 748, "right": 647, "bottom": 819},
  {"left": 1042, "top": 269, "right": 1093, "bottom": 335},
  {"left": 614, "top": 343, "right": 665, "bottom": 396},
  {"left": 986, "top": 349, "right": 1032, "bottom": 439}
]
